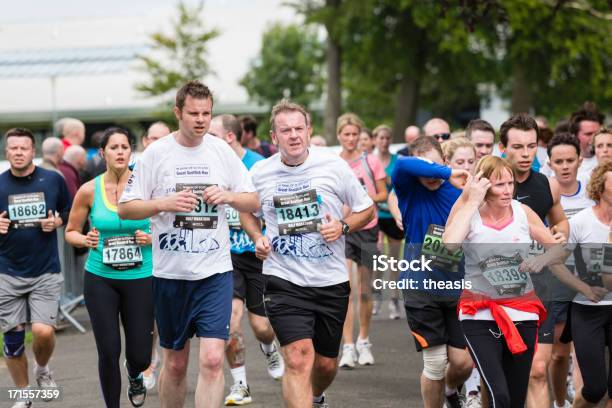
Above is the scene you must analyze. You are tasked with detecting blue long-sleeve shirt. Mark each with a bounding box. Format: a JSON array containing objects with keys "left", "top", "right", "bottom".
[
  {"left": 391, "top": 156, "right": 463, "bottom": 295},
  {"left": 0, "top": 167, "right": 72, "bottom": 278}
]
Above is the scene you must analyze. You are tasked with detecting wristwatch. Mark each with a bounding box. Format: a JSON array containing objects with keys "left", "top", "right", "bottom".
[{"left": 340, "top": 220, "right": 350, "bottom": 235}]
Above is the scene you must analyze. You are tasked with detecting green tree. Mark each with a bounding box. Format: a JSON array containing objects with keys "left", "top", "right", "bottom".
[
  {"left": 240, "top": 23, "right": 325, "bottom": 112},
  {"left": 135, "top": 1, "right": 220, "bottom": 98}
]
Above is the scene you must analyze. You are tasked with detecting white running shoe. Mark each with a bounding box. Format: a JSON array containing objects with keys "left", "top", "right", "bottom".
[
  {"left": 313, "top": 393, "right": 329, "bottom": 408},
  {"left": 260, "top": 343, "right": 284, "bottom": 380},
  {"left": 224, "top": 382, "right": 252, "bottom": 406},
  {"left": 339, "top": 344, "right": 356, "bottom": 369},
  {"left": 388, "top": 298, "right": 401, "bottom": 320},
  {"left": 465, "top": 393, "right": 481, "bottom": 408},
  {"left": 11, "top": 401, "right": 32, "bottom": 408},
  {"left": 356, "top": 339, "right": 374, "bottom": 366},
  {"left": 553, "top": 401, "right": 572, "bottom": 408}
]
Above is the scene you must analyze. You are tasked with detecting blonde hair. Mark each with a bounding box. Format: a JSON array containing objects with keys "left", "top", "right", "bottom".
[
  {"left": 270, "top": 99, "right": 308, "bottom": 132},
  {"left": 587, "top": 160, "right": 612, "bottom": 202},
  {"left": 474, "top": 156, "right": 517, "bottom": 199},
  {"left": 442, "top": 137, "right": 476, "bottom": 162},
  {"left": 373, "top": 124, "right": 392, "bottom": 139},
  {"left": 336, "top": 113, "right": 364, "bottom": 135},
  {"left": 593, "top": 127, "right": 612, "bottom": 147}
]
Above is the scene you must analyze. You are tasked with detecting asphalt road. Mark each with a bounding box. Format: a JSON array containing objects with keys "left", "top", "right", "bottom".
[{"left": 0, "top": 301, "right": 424, "bottom": 408}]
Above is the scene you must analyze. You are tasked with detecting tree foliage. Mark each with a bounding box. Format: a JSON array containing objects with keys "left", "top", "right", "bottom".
[
  {"left": 240, "top": 23, "right": 325, "bottom": 110},
  {"left": 135, "top": 1, "right": 220, "bottom": 98}
]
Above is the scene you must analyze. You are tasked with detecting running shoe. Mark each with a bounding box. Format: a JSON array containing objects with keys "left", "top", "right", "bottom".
[
  {"left": 388, "top": 298, "right": 401, "bottom": 320},
  {"left": 11, "top": 401, "right": 32, "bottom": 408},
  {"left": 554, "top": 401, "right": 572, "bottom": 408},
  {"left": 356, "top": 339, "right": 374, "bottom": 366},
  {"left": 313, "top": 393, "right": 329, "bottom": 408},
  {"left": 35, "top": 367, "right": 57, "bottom": 402},
  {"left": 444, "top": 391, "right": 465, "bottom": 408},
  {"left": 127, "top": 373, "right": 147, "bottom": 407},
  {"left": 224, "top": 382, "right": 252, "bottom": 406},
  {"left": 465, "top": 393, "right": 481, "bottom": 408},
  {"left": 339, "top": 344, "right": 356, "bottom": 369},
  {"left": 260, "top": 343, "right": 284, "bottom": 380}
]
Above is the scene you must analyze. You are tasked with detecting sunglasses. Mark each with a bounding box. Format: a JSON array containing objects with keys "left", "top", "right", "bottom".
[{"left": 433, "top": 133, "right": 451, "bottom": 141}]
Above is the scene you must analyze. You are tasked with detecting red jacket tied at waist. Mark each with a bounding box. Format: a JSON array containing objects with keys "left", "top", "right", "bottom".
[{"left": 459, "top": 290, "right": 547, "bottom": 355}]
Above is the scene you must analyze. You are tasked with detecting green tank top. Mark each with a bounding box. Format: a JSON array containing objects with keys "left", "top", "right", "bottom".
[{"left": 85, "top": 174, "right": 152, "bottom": 279}]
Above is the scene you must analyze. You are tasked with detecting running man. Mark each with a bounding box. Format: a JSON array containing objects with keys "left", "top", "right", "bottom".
[
  {"left": 0, "top": 128, "right": 72, "bottom": 408},
  {"left": 241, "top": 99, "right": 375, "bottom": 408},
  {"left": 208, "top": 114, "right": 285, "bottom": 406},
  {"left": 118, "top": 80, "right": 260, "bottom": 408},
  {"left": 497, "top": 113, "right": 569, "bottom": 408}
]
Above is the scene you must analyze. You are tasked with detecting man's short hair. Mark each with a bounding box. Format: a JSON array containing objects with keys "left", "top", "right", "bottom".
[
  {"left": 144, "top": 121, "right": 170, "bottom": 139},
  {"left": 499, "top": 113, "right": 540, "bottom": 147},
  {"left": 465, "top": 119, "right": 495, "bottom": 140},
  {"left": 409, "top": 135, "right": 444, "bottom": 158},
  {"left": 547, "top": 133, "right": 581, "bottom": 158},
  {"left": 175, "top": 80, "right": 213, "bottom": 110},
  {"left": 42, "top": 137, "right": 63, "bottom": 156},
  {"left": 217, "top": 114, "right": 243, "bottom": 142},
  {"left": 240, "top": 115, "right": 258, "bottom": 135},
  {"left": 569, "top": 101, "right": 605, "bottom": 136},
  {"left": 270, "top": 99, "right": 309, "bottom": 132},
  {"left": 5, "top": 128, "right": 35, "bottom": 146}
]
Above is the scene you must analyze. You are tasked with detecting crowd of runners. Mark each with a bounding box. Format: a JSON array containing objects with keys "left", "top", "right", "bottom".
[{"left": 0, "top": 80, "right": 610, "bottom": 408}]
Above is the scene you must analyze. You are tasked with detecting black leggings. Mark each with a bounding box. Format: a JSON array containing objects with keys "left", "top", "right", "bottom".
[
  {"left": 461, "top": 319, "right": 537, "bottom": 408},
  {"left": 571, "top": 303, "right": 612, "bottom": 404},
  {"left": 84, "top": 272, "right": 153, "bottom": 408}
]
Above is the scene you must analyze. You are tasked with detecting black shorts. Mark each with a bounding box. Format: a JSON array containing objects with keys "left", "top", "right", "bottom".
[
  {"left": 231, "top": 252, "right": 266, "bottom": 317},
  {"left": 345, "top": 226, "right": 380, "bottom": 269},
  {"left": 378, "top": 217, "right": 404, "bottom": 241},
  {"left": 548, "top": 300, "right": 570, "bottom": 325},
  {"left": 537, "top": 300, "right": 555, "bottom": 344},
  {"left": 263, "top": 275, "right": 350, "bottom": 358},
  {"left": 403, "top": 289, "right": 466, "bottom": 352}
]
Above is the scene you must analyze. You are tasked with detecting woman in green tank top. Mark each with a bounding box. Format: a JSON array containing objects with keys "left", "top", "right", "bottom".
[{"left": 65, "top": 127, "right": 152, "bottom": 408}]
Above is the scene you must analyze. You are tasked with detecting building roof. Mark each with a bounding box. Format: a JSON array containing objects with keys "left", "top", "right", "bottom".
[{"left": 0, "top": 45, "right": 147, "bottom": 78}]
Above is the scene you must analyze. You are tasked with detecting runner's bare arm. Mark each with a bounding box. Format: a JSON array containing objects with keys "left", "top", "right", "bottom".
[
  {"left": 239, "top": 212, "right": 264, "bottom": 243},
  {"left": 371, "top": 179, "right": 388, "bottom": 203},
  {"left": 387, "top": 190, "right": 403, "bottom": 231},
  {"left": 65, "top": 181, "right": 96, "bottom": 248},
  {"left": 547, "top": 177, "right": 569, "bottom": 238}
]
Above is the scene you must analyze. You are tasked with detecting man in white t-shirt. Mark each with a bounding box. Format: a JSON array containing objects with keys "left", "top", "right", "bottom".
[
  {"left": 118, "top": 80, "right": 260, "bottom": 408},
  {"left": 241, "top": 99, "right": 375, "bottom": 408}
]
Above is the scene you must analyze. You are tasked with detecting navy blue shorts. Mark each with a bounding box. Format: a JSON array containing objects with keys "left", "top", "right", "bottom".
[{"left": 153, "top": 272, "right": 232, "bottom": 350}]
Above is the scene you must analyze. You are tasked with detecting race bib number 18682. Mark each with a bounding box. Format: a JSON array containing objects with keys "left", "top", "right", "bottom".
[{"left": 8, "top": 192, "right": 46, "bottom": 229}]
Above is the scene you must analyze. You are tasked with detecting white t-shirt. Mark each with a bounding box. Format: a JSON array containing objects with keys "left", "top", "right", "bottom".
[
  {"left": 250, "top": 149, "right": 373, "bottom": 287},
  {"left": 577, "top": 156, "right": 597, "bottom": 182},
  {"left": 120, "top": 133, "right": 255, "bottom": 280},
  {"left": 568, "top": 206, "right": 612, "bottom": 305},
  {"left": 560, "top": 179, "right": 595, "bottom": 219}
]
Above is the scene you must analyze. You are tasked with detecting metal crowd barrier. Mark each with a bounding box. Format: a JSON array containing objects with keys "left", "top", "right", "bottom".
[{"left": 57, "top": 227, "right": 87, "bottom": 333}]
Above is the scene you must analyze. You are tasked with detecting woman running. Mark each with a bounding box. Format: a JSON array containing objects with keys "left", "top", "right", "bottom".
[
  {"left": 443, "top": 156, "right": 603, "bottom": 407},
  {"left": 65, "top": 127, "right": 153, "bottom": 408},
  {"left": 566, "top": 161, "right": 612, "bottom": 408}
]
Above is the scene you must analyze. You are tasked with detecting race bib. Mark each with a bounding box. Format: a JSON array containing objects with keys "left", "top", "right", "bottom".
[
  {"left": 173, "top": 183, "right": 218, "bottom": 229},
  {"left": 420, "top": 224, "right": 463, "bottom": 272},
  {"left": 226, "top": 208, "right": 241, "bottom": 230},
  {"left": 8, "top": 192, "right": 46, "bottom": 229},
  {"left": 273, "top": 189, "right": 321, "bottom": 235},
  {"left": 102, "top": 236, "right": 143, "bottom": 270},
  {"left": 479, "top": 253, "right": 528, "bottom": 296},
  {"left": 589, "top": 245, "right": 612, "bottom": 274}
]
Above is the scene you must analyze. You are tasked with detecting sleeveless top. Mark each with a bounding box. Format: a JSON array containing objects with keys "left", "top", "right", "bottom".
[
  {"left": 85, "top": 174, "right": 152, "bottom": 279},
  {"left": 460, "top": 200, "right": 538, "bottom": 321}
]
